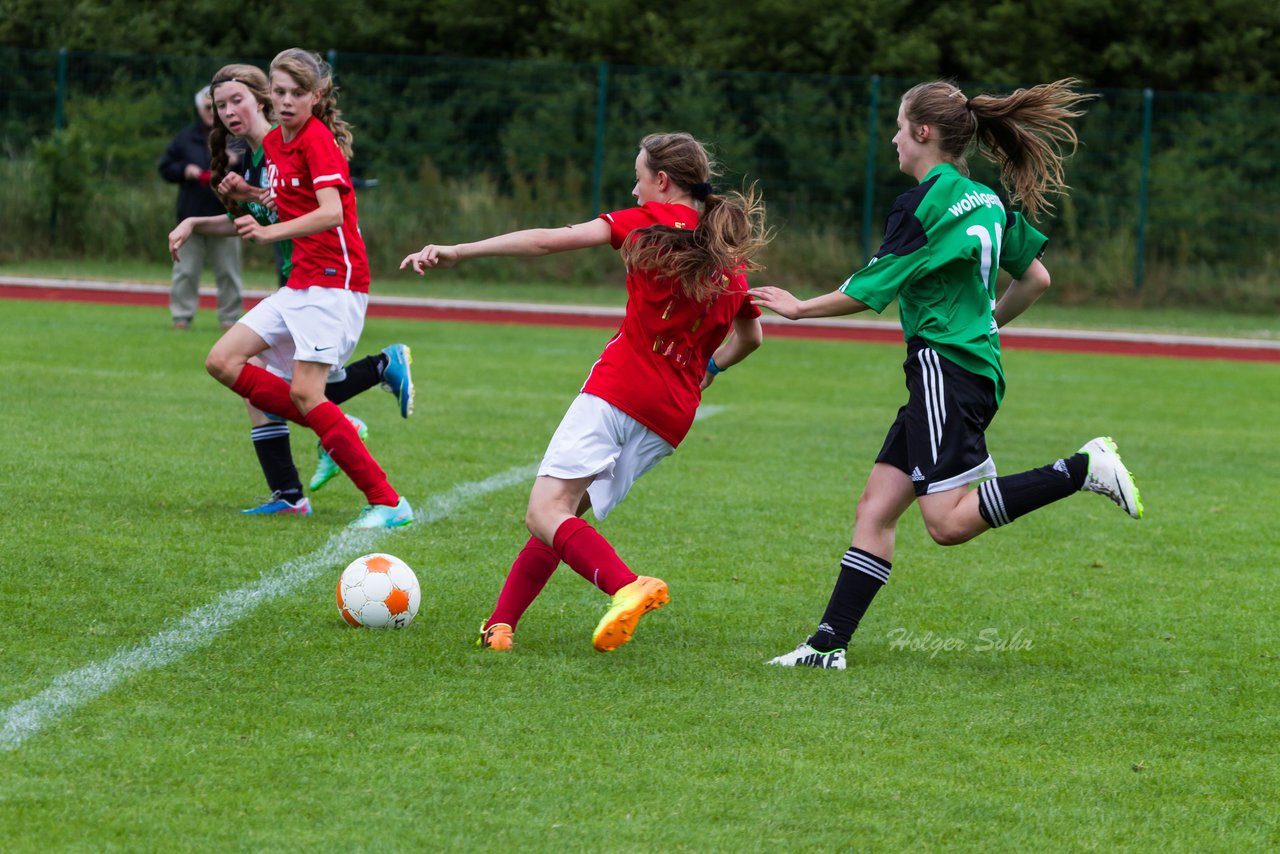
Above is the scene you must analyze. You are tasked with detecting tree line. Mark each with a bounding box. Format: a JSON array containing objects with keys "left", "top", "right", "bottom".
[{"left": 3, "top": 0, "right": 1278, "bottom": 94}]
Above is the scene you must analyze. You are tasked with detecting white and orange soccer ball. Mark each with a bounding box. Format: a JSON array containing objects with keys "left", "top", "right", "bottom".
[{"left": 336, "top": 553, "right": 421, "bottom": 629}]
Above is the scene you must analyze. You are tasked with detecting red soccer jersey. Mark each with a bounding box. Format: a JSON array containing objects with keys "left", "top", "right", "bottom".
[
  {"left": 583, "top": 202, "right": 761, "bottom": 447},
  {"left": 262, "top": 116, "right": 370, "bottom": 292}
]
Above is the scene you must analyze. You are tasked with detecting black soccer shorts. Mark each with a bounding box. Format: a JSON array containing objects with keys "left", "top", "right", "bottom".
[{"left": 875, "top": 337, "right": 999, "bottom": 496}]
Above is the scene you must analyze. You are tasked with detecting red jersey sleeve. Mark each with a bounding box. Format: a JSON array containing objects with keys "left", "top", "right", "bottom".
[
  {"left": 599, "top": 206, "right": 659, "bottom": 250},
  {"left": 729, "top": 271, "right": 762, "bottom": 318},
  {"left": 301, "top": 122, "right": 352, "bottom": 194}
]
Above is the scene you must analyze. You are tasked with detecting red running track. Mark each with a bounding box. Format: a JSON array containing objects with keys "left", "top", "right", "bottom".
[{"left": 3, "top": 281, "right": 1277, "bottom": 363}]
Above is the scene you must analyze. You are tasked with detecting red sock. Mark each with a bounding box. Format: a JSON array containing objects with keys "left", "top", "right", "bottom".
[
  {"left": 231, "top": 363, "right": 305, "bottom": 424},
  {"left": 304, "top": 401, "right": 399, "bottom": 506},
  {"left": 487, "top": 536, "right": 560, "bottom": 630},
  {"left": 552, "top": 517, "right": 637, "bottom": 595}
]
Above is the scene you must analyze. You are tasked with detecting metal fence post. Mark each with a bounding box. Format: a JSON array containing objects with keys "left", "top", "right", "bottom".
[
  {"left": 55, "top": 46, "right": 67, "bottom": 130},
  {"left": 590, "top": 62, "right": 609, "bottom": 218},
  {"left": 861, "top": 74, "right": 880, "bottom": 263},
  {"left": 1135, "top": 87, "right": 1153, "bottom": 292}
]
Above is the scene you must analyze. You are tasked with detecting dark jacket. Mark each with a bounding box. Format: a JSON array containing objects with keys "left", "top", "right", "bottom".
[{"left": 158, "top": 119, "right": 227, "bottom": 222}]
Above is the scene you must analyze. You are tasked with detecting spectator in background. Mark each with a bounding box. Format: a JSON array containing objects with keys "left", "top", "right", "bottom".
[{"left": 159, "top": 85, "right": 244, "bottom": 330}]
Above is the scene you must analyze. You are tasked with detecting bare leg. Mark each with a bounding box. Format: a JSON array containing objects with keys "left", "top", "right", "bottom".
[
  {"left": 205, "top": 324, "right": 271, "bottom": 387},
  {"left": 851, "top": 463, "right": 918, "bottom": 558},
  {"left": 525, "top": 475, "right": 594, "bottom": 546},
  {"left": 916, "top": 486, "right": 992, "bottom": 546}
]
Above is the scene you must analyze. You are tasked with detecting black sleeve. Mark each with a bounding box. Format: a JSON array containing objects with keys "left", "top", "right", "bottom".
[
  {"left": 871, "top": 178, "right": 935, "bottom": 260},
  {"left": 158, "top": 131, "right": 188, "bottom": 184}
]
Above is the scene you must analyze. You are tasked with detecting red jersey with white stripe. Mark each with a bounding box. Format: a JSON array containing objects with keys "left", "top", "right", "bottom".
[
  {"left": 262, "top": 116, "right": 370, "bottom": 292},
  {"left": 583, "top": 202, "right": 761, "bottom": 447}
]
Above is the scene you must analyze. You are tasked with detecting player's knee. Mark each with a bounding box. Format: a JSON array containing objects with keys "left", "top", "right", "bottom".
[
  {"left": 855, "top": 492, "right": 894, "bottom": 531},
  {"left": 924, "top": 518, "right": 974, "bottom": 547},
  {"left": 289, "top": 389, "right": 320, "bottom": 415},
  {"left": 205, "top": 350, "right": 234, "bottom": 384},
  {"left": 524, "top": 507, "right": 553, "bottom": 543}
]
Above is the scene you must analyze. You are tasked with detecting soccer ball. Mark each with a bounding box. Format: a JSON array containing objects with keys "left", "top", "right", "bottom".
[{"left": 336, "top": 553, "right": 421, "bottom": 629}]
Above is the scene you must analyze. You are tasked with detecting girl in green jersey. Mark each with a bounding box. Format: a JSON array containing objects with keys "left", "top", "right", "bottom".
[{"left": 750, "top": 78, "right": 1143, "bottom": 670}]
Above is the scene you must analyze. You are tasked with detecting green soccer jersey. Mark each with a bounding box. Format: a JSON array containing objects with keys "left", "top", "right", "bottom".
[
  {"left": 228, "top": 142, "right": 293, "bottom": 286},
  {"left": 840, "top": 163, "right": 1047, "bottom": 405}
]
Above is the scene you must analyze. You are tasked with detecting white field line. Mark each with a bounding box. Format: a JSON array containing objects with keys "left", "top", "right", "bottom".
[
  {"left": 0, "top": 463, "right": 537, "bottom": 752},
  {"left": 3, "top": 275, "right": 1276, "bottom": 351},
  {"left": 0, "top": 403, "right": 732, "bottom": 753},
  {"left": 694, "top": 403, "right": 728, "bottom": 421}
]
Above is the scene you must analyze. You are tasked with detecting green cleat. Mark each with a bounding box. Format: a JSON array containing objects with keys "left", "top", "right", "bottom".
[
  {"left": 350, "top": 495, "right": 415, "bottom": 529},
  {"left": 309, "top": 414, "right": 369, "bottom": 491},
  {"left": 1079, "top": 436, "right": 1144, "bottom": 519}
]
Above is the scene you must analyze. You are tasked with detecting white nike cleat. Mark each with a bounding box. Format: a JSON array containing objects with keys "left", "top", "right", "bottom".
[
  {"left": 766, "top": 642, "right": 847, "bottom": 670},
  {"left": 1079, "top": 436, "right": 1144, "bottom": 519}
]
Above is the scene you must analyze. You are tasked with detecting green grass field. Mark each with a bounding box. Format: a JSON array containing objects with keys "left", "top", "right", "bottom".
[{"left": 1, "top": 297, "right": 1277, "bottom": 852}]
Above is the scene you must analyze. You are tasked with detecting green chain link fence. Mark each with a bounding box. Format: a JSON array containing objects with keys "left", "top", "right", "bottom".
[{"left": 2, "top": 47, "right": 1277, "bottom": 308}]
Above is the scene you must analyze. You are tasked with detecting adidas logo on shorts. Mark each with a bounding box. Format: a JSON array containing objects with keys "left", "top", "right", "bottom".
[{"left": 910, "top": 467, "right": 926, "bottom": 482}]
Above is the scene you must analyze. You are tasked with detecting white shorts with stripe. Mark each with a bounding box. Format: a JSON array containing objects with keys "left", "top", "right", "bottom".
[{"left": 538, "top": 393, "right": 674, "bottom": 520}]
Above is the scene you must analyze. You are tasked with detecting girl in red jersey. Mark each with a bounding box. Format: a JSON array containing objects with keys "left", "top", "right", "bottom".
[
  {"left": 169, "top": 63, "right": 415, "bottom": 518},
  {"left": 402, "top": 132, "right": 769, "bottom": 652},
  {"left": 205, "top": 48, "right": 412, "bottom": 529}
]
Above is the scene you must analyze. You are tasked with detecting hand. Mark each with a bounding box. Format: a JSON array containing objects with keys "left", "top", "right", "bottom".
[
  {"left": 700, "top": 371, "right": 716, "bottom": 392},
  {"left": 747, "top": 285, "right": 804, "bottom": 320},
  {"left": 234, "top": 214, "right": 271, "bottom": 243},
  {"left": 168, "top": 220, "right": 194, "bottom": 262},
  {"left": 184, "top": 163, "right": 202, "bottom": 181},
  {"left": 217, "top": 172, "right": 253, "bottom": 200},
  {"left": 399, "top": 244, "right": 461, "bottom": 275},
  {"left": 259, "top": 188, "right": 277, "bottom": 213}
]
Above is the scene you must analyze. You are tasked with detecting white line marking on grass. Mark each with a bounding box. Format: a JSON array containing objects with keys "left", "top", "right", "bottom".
[
  {"left": 0, "top": 464, "right": 537, "bottom": 752},
  {"left": 694, "top": 403, "right": 728, "bottom": 421}
]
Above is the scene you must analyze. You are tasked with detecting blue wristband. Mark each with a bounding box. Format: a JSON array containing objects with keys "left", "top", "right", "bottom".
[{"left": 707, "top": 356, "right": 725, "bottom": 376}]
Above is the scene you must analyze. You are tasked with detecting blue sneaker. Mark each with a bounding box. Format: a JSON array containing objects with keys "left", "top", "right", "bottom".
[
  {"left": 381, "top": 344, "right": 415, "bottom": 418},
  {"left": 309, "top": 414, "right": 369, "bottom": 491},
  {"left": 350, "top": 495, "right": 414, "bottom": 529},
  {"left": 242, "top": 493, "right": 312, "bottom": 516}
]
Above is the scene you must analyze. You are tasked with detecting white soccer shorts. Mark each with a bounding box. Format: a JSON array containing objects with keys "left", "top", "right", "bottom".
[
  {"left": 240, "top": 285, "right": 367, "bottom": 380},
  {"left": 538, "top": 393, "right": 674, "bottom": 520}
]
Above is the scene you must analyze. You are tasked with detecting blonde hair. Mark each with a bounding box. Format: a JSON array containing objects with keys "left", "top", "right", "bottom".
[
  {"left": 902, "top": 78, "right": 1097, "bottom": 220},
  {"left": 269, "top": 48, "right": 354, "bottom": 160},
  {"left": 208, "top": 64, "right": 272, "bottom": 216},
  {"left": 620, "top": 132, "right": 771, "bottom": 303}
]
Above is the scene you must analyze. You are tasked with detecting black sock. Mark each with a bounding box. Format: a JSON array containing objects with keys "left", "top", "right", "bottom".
[
  {"left": 807, "top": 548, "right": 891, "bottom": 652},
  {"left": 977, "top": 452, "right": 1088, "bottom": 528},
  {"left": 324, "top": 355, "right": 386, "bottom": 405},
  {"left": 251, "top": 423, "right": 303, "bottom": 498}
]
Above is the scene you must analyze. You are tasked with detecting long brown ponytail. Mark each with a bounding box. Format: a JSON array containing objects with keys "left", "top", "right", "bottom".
[
  {"left": 208, "top": 64, "right": 272, "bottom": 216},
  {"left": 620, "top": 132, "right": 771, "bottom": 302},
  {"left": 902, "top": 78, "right": 1097, "bottom": 220}
]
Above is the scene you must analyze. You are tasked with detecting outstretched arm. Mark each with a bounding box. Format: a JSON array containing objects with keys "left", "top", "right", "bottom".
[
  {"left": 400, "top": 219, "right": 613, "bottom": 274},
  {"left": 993, "top": 259, "right": 1051, "bottom": 327},
  {"left": 168, "top": 215, "right": 237, "bottom": 261},
  {"left": 747, "top": 286, "right": 870, "bottom": 320}
]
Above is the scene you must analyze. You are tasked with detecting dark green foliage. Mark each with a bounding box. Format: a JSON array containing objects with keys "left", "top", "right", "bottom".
[{"left": 4, "top": 0, "right": 1278, "bottom": 93}]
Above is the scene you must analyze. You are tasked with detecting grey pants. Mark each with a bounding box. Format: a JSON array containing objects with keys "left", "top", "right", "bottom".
[{"left": 170, "top": 233, "right": 244, "bottom": 327}]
